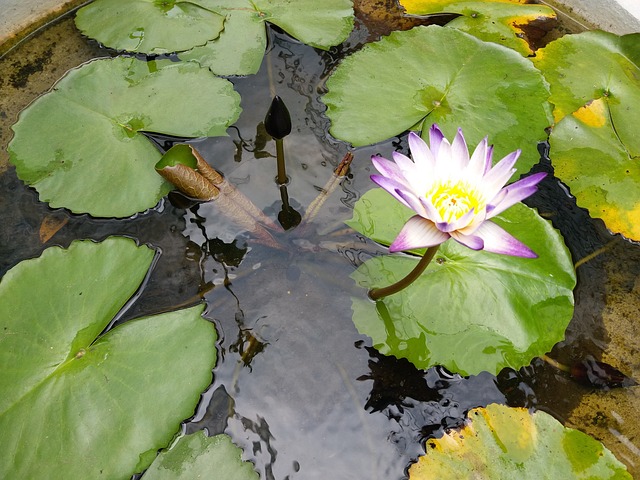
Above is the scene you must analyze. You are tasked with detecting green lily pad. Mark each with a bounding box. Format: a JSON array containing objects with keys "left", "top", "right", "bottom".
[
  {"left": 180, "top": 0, "right": 354, "bottom": 75},
  {"left": 533, "top": 31, "right": 640, "bottom": 240},
  {"left": 179, "top": 3, "right": 267, "bottom": 76},
  {"left": 77, "top": 0, "right": 353, "bottom": 75},
  {"left": 399, "top": 0, "right": 556, "bottom": 55},
  {"left": 75, "top": 0, "right": 226, "bottom": 54},
  {"left": 348, "top": 188, "right": 575, "bottom": 376},
  {"left": 323, "top": 25, "right": 552, "bottom": 176},
  {"left": 257, "top": 0, "right": 354, "bottom": 49},
  {"left": 0, "top": 237, "right": 217, "bottom": 479},
  {"left": 8, "top": 56, "right": 241, "bottom": 217},
  {"left": 142, "top": 432, "right": 259, "bottom": 480},
  {"left": 409, "top": 404, "right": 631, "bottom": 479}
]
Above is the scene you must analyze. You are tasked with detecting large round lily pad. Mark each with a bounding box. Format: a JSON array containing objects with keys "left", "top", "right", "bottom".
[
  {"left": 8, "top": 57, "right": 241, "bottom": 217},
  {"left": 323, "top": 25, "right": 553, "bottom": 176},
  {"left": 0, "top": 237, "right": 217, "bottom": 479},
  {"left": 348, "top": 188, "right": 576, "bottom": 376},
  {"left": 143, "top": 432, "right": 259, "bottom": 480},
  {"left": 75, "top": 0, "right": 226, "bottom": 54},
  {"left": 409, "top": 403, "right": 631, "bottom": 479},
  {"left": 534, "top": 31, "right": 640, "bottom": 240}
]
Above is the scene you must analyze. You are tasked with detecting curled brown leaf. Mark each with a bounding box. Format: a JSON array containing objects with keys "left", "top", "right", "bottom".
[{"left": 156, "top": 164, "right": 219, "bottom": 201}]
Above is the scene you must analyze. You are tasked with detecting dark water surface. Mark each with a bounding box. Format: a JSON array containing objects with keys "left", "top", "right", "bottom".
[{"left": 1, "top": 3, "right": 639, "bottom": 478}]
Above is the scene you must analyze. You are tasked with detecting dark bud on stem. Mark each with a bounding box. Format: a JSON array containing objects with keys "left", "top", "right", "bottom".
[{"left": 264, "top": 95, "right": 292, "bottom": 140}]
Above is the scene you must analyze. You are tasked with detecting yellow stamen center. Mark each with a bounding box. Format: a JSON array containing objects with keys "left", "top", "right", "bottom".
[{"left": 427, "top": 181, "right": 484, "bottom": 223}]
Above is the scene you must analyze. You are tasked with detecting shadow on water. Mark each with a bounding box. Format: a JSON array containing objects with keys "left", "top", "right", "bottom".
[{"left": 0, "top": 2, "right": 639, "bottom": 478}]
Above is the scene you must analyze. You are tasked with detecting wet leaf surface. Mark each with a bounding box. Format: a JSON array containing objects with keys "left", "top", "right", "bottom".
[{"left": 0, "top": 237, "right": 217, "bottom": 479}]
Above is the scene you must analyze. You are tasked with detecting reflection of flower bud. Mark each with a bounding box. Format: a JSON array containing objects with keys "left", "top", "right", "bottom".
[{"left": 264, "top": 95, "right": 292, "bottom": 140}]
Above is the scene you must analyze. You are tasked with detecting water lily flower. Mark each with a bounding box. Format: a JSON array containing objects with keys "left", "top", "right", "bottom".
[{"left": 371, "top": 125, "right": 546, "bottom": 258}]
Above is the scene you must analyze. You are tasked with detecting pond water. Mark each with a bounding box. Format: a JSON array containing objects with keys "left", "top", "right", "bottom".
[{"left": 1, "top": 2, "right": 639, "bottom": 479}]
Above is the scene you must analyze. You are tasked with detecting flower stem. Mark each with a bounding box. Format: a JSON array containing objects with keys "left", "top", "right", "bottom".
[
  {"left": 276, "top": 138, "right": 287, "bottom": 185},
  {"left": 368, "top": 246, "right": 440, "bottom": 301}
]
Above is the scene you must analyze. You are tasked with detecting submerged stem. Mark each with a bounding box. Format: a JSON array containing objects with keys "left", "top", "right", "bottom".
[{"left": 368, "top": 246, "right": 440, "bottom": 301}]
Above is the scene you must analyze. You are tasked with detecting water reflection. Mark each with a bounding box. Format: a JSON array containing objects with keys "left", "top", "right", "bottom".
[
  {"left": 359, "top": 345, "right": 506, "bottom": 432},
  {"left": 277, "top": 183, "right": 302, "bottom": 231}
]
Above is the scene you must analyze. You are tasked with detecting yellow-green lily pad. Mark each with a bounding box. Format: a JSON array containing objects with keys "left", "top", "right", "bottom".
[
  {"left": 409, "top": 404, "right": 631, "bottom": 479},
  {"left": 535, "top": 31, "right": 640, "bottom": 240},
  {"left": 399, "top": 0, "right": 556, "bottom": 55}
]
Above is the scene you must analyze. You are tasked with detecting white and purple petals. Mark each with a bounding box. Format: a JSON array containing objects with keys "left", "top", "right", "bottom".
[{"left": 371, "top": 126, "right": 546, "bottom": 258}]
